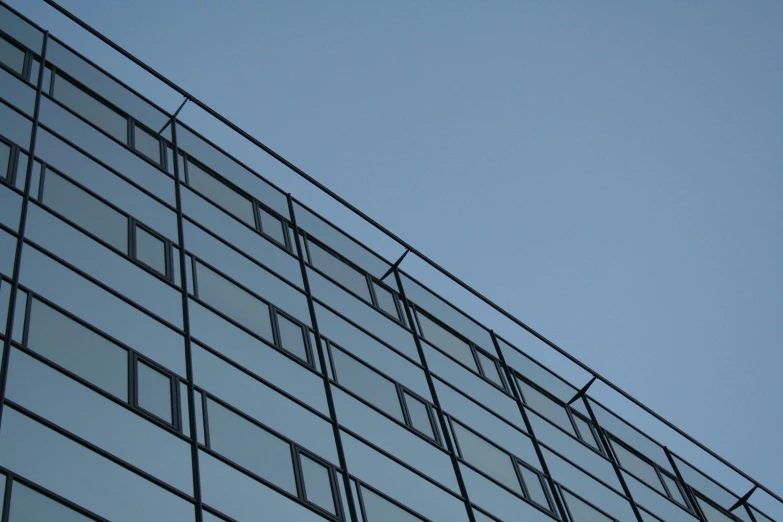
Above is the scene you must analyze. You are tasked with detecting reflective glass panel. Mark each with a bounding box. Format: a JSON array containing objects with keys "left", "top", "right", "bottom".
[
  {"left": 0, "top": 140, "right": 10, "bottom": 180},
  {"left": 308, "top": 240, "right": 371, "bottom": 301},
  {"left": 0, "top": 37, "right": 25, "bottom": 75},
  {"left": 42, "top": 170, "right": 128, "bottom": 252},
  {"left": 662, "top": 473, "right": 688, "bottom": 506},
  {"left": 259, "top": 207, "right": 287, "bottom": 246},
  {"left": 206, "top": 398, "right": 296, "bottom": 494},
  {"left": 53, "top": 74, "right": 127, "bottom": 142},
  {"left": 572, "top": 414, "right": 601, "bottom": 451},
  {"left": 361, "top": 486, "right": 425, "bottom": 522},
  {"left": 563, "top": 490, "right": 614, "bottom": 522},
  {"left": 187, "top": 159, "right": 254, "bottom": 226},
  {"left": 373, "top": 282, "right": 399, "bottom": 320},
  {"left": 417, "top": 311, "right": 477, "bottom": 370},
  {"left": 277, "top": 313, "right": 309, "bottom": 362},
  {"left": 476, "top": 350, "right": 504, "bottom": 388},
  {"left": 134, "top": 124, "right": 160, "bottom": 164},
  {"left": 9, "top": 482, "right": 92, "bottom": 522},
  {"left": 301, "top": 454, "right": 336, "bottom": 514},
  {"left": 404, "top": 391, "right": 435, "bottom": 439},
  {"left": 331, "top": 345, "right": 403, "bottom": 421},
  {"left": 519, "top": 380, "right": 575, "bottom": 435},
  {"left": 195, "top": 261, "right": 274, "bottom": 341},
  {"left": 518, "top": 464, "right": 551, "bottom": 510},
  {"left": 452, "top": 421, "right": 521, "bottom": 493},
  {"left": 611, "top": 440, "right": 665, "bottom": 494},
  {"left": 27, "top": 298, "right": 128, "bottom": 400},
  {"left": 135, "top": 225, "right": 166, "bottom": 276},
  {"left": 137, "top": 360, "right": 173, "bottom": 423}
]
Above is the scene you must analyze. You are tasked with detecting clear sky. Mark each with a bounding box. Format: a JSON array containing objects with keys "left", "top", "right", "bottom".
[{"left": 13, "top": 0, "right": 782, "bottom": 501}]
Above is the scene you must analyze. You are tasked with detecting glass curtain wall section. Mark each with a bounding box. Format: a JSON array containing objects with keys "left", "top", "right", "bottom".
[{"left": 0, "top": 3, "right": 780, "bottom": 522}]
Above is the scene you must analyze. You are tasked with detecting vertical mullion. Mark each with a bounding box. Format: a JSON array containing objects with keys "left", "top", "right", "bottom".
[
  {"left": 490, "top": 329, "right": 570, "bottom": 521},
  {"left": 288, "top": 194, "right": 360, "bottom": 522},
  {"left": 170, "top": 119, "right": 204, "bottom": 522},
  {"left": 582, "top": 399, "right": 644, "bottom": 522},
  {"left": 0, "top": 31, "right": 49, "bottom": 431},
  {"left": 393, "top": 268, "right": 477, "bottom": 522}
]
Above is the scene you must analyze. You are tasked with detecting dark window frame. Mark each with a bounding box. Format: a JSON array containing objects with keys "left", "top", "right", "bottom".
[
  {"left": 130, "top": 352, "right": 182, "bottom": 432},
  {"left": 271, "top": 307, "right": 314, "bottom": 368},
  {"left": 294, "top": 446, "right": 344, "bottom": 520}
]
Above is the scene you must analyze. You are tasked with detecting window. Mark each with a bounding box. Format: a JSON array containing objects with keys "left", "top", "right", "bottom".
[
  {"left": 133, "top": 122, "right": 162, "bottom": 165},
  {"left": 0, "top": 36, "right": 26, "bottom": 76},
  {"left": 360, "top": 484, "right": 426, "bottom": 522},
  {"left": 186, "top": 158, "right": 255, "bottom": 226},
  {"left": 517, "top": 463, "right": 553, "bottom": 511},
  {"left": 275, "top": 311, "right": 311, "bottom": 364},
  {"left": 572, "top": 413, "right": 602, "bottom": 452},
  {"left": 133, "top": 223, "right": 168, "bottom": 277},
  {"left": 258, "top": 206, "right": 287, "bottom": 247},
  {"left": 416, "top": 310, "right": 477, "bottom": 371},
  {"left": 475, "top": 349, "right": 506, "bottom": 389},
  {"left": 403, "top": 391, "right": 437, "bottom": 441},
  {"left": 135, "top": 357, "right": 175, "bottom": 424},
  {"left": 7, "top": 481, "right": 94, "bottom": 522},
  {"left": 451, "top": 420, "right": 521, "bottom": 493},
  {"left": 519, "top": 379, "right": 575, "bottom": 435},
  {"left": 299, "top": 452, "right": 337, "bottom": 515},
  {"left": 52, "top": 73, "right": 128, "bottom": 142},
  {"left": 307, "top": 239, "right": 371, "bottom": 301},
  {"left": 0, "top": 139, "right": 11, "bottom": 181},
  {"left": 373, "top": 281, "right": 402, "bottom": 322}
]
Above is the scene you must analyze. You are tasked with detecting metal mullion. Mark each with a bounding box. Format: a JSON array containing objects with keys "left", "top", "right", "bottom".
[
  {"left": 582, "top": 399, "right": 644, "bottom": 522},
  {"left": 664, "top": 447, "right": 706, "bottom": 521},
  {"left": 490, "top": 329, "right": 570, "bottom": 522},
  {"left": 288, "top": 193, "right": 360, "bottom": 522},
  {"left": 0, "top": 30, "right": 48, "bottom": 432},
  {"left": 0, "top": 467, "right": 12, "bottom": 522},
  {"left": 170, "top": 120, "right": 204, "bottom": 521},
  {"left": 393, "top": 268, "right": 477, "bottom": 522}
]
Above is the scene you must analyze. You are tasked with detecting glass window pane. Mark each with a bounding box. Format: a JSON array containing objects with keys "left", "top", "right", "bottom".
[
  {"left": 519, "top": 380, "right": 575, "bottom": 435},
  {"left": 662, "top": 473, "right": 688, "bottom": 506},
  {"left": 518, "top": 464, "right": 551, "bottom": 510},
  {"left": 9, "top": 482, "right": 93, "bottom": 522},
  {"left": 53, "top": 74, "right": 127, "bottom": 142},
  {"left": 0, "top": 140, "right": 10, "bottom": 180},
  {"left": 134, "top": 124, "right": 160, "bottom": 164},
  {"left": 331, "top": 346, "right": 403, "bottom": 421},
  {"left": 404, "top": 392, "right": 435, "bottom": 439},
  {"left": 374, "top": 282, "right": 399, "bottom": 320},
  {"left": 277, "top": 313, "right": 309, "bottom": 362},
  {"left": 187, "top": 159, "right": 254, "bottom": 226},
  {"left": 135, "top": 225, "right": 166, "bottom": 275},
  {"left": 611, "top": 440, "right": 665, "bottom": 494},
  {"left": 195, "top": 261, "right": 274, "bottom": 341},
  {"left": 573, "top": 414, "right": 601, "bottom": 451},
  {"left": 206, "top": 398, "right": 296, "bottom": 494},
  {"left": 361, "top": 486, "right": 425, "bottom": 522},
  {"left": 0, "top": 37, "right": 25, "bottom": 76},
  {"left": 308, "top": 240, "right": 371, "bottom": 301},
  {"left": 476, "top": 351, "right": 504, "bottom": 388},
  {"left": 27, "top": 298, "right": 128, "bottom": 400},
  {"left": 563, "top": 490, "right": 614, "bottom": 522},
  {"left": 301, "top": 454, "right": 336, "bottom": 514},
  {"left": 452, "top": 421, "right": 521, "bottom": 493},
  {"left": 137, "top": 360, "right": 173, "bottom": 423},
  {"left": 42, "top": 170, "right": 128, "bottom": 252},
  {"left": 417, "top": 311, "right": 477, "bottom": 370},
  {"left": 259, "top": 207, "right": 287, "bottom": 246}
]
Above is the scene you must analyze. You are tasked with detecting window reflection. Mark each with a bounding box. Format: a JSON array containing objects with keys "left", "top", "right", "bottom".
[{"left": 8, "top": 481, "right": 94, "bottom": 522}]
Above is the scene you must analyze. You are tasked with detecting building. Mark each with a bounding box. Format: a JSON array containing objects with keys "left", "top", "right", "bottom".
[{"left": 0, "top": 2, "right": 779, "bottom": 521}]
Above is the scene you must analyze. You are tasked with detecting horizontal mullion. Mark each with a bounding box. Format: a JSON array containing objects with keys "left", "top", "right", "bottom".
[
  {"left": 20, "top": 239, "right": 185, "bottom": 336},
  {"left": 0, "top": 95, "right": 34, "bottom": 122},
  {"left": 4, "top": 401, "right": 195, "bottom": 504}
]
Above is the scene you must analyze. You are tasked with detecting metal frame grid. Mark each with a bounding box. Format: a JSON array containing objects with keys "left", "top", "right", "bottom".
[{"left": 0, "top": 2, "right": 779, "bottom": 522}]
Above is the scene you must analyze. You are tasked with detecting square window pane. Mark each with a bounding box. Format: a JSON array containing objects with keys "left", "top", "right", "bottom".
[
  {"left": 518, "top": 464, "right": 551, "bottom": 510},
  {"left": 187, "top": 160, "right": 254, "bottom": 226},
  {"left": 276, "top": 313, "right": 309, "bottom": 362},
  {"left": 135, "top": 225, "right": 166, "bottom": 276},
  {"left": 134, "top": 125, "right": 161, "bottom": 164},
  {"left": 9, "top": 482, "right": 92, "bottom": 522},
  {"left": 476, "top": 351, "right": 504, "bottom": 388},
  {"left": 374, "top": 282, "right": 399, "bottom": 320},
  {"left": 300, "top": 454, "right": 336, "bottom": 515},
  {"left": 0, "top": 37, "right": 25, "bottom": 76},
  {"left": 403, "top": 392, "right": 435, "bottom": 440},
  {"left": 259, "top": 207, "right": 286, "bottom": 246},
  {"left": 137, "top": 360, "right": 173, "bottom": 423},
  {"left": 27, "top": 298, "right": 128, "bottom": 400},
  {"left": 0, "top": 140, "right": 10, "bottom": 180}
]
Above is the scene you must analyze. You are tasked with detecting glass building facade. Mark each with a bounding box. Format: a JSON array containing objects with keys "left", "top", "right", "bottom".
[{"left": 0, "top": 3, "right": 780, "bottom": 522}]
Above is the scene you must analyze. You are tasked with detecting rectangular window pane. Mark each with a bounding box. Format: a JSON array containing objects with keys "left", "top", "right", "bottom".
[
  {"left": 573, "top": 414, "right": 601, "bottom": 451},
  {"left": 259, "top": 207, "right": 287, "bottom": 246},
  {"left": 53, "top": 74, "right": 127, "bottom": 142},
  {"left": 42, "top": 170, "right": 128, "bottom": 252},
  {"left": 134, "top": 124, "right": 160, "bottom": 164},
  {"left": 0, "top": 140, "right": 10, "bottom": 180},
  {"left": 135, "top": 225, "right": 166, "bottom": 276},
  {"left": 417, "top": 311, "right": 477, "bottom": 371},
  {"left": 206, "top": 398, "right": 296, "bottom": 494},
  {"left": 662, "top": 473, "right": 687, "bottom": 506},
  {"left": 518, "top": 464, "right": 551, "bottom": 510},
  {"left": 563, "top": 490, "right": 614, "bottom": 522},
  {"left": 476, "top": 351, "right": 504, "bottom": 388},
  {"left": 374, "top": 282, "right": 399, "bottom": 320},
  {"left": 308, "top": 240, "right": 370, "bottom": 301},
  {"left": 360, "top": 486, "right": 425, "bottom": 522},
  {"left": 452, "top": 421, "right": 521, "bottom": 493},
  {"left": 301, "top": 454, "right": 336, "bottom": 514},
  {"left": 9, "top": 482, "right": 92, "bottom": 522},
  {"left": 195, "top": 261, "right": 274, "bottom": 341},
  {"left": 0, "top": 37, "right": 25, "bottom": 76},
  {"left": 611, "top": 440, "right": 665, "bottom": 494},
  {"left": 27, "top": 298, "right": 128, "bottom": 400},
  {"left": 519, "top": 380, "right": 575, "bottom": 435},
  {"left": 331, "top": 345, "right": 403, "bottom": 421},
  {"left": 187, "top": 159, "right": 254, "bottom": 226},
  {"left": 404, "top": 392, "right": 435, "bottom": 440},
  {"left": 137, "top": 360, "right": 173, "bottom": 423},
  {"left": 277, "top": 313, "right": 309, "bottom": 362}
]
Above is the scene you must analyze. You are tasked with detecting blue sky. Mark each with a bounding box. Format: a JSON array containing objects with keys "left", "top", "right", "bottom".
[{"left": 13, "top": 0, "right": 782, "bottom": 503}]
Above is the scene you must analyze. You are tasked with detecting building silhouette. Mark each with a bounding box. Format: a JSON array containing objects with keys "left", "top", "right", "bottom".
[{"left": 0, "top": 2, "right": 780, "bottom": 521}]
